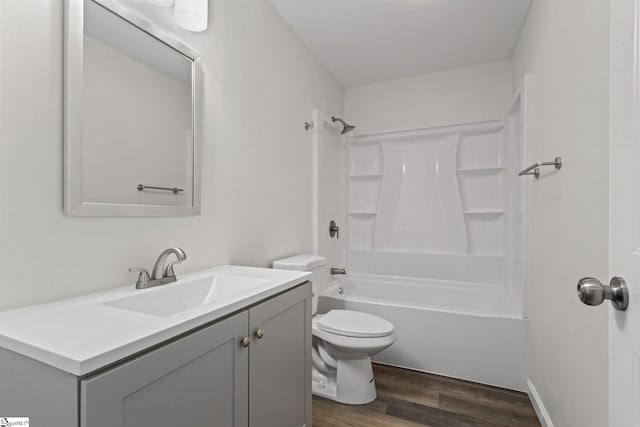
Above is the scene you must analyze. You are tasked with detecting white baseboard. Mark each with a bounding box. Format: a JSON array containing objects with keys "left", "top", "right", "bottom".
[{"left": 527, "top": 379, "right": 554, "bottom": 427}]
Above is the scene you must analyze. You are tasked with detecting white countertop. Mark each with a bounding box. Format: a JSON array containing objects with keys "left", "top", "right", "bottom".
[{"left": 0, "top": 265, "right": 311, "bottom": 376}]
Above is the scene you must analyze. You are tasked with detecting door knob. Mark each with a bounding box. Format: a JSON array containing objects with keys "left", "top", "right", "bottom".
[
  {"left": 577, "top": 276, "right": 629, "bottom": 311},
  {"left": 255, "top": 329, "right": 264, "bottom": 339},
  {"left": 241, "top": 336, "right": 250, "bottom": 347}
]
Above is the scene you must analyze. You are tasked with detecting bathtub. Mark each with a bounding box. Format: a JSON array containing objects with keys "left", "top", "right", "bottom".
[{"left": 317, "top": 274, "right": 527, "bottom": 391}]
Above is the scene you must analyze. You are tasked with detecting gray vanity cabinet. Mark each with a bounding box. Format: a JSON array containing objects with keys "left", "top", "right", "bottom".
[
  {"left": 249, "top": 283, "right": 312, "bottom": 427},
  {"left": 80, "top": 282, "right": 311, "bottom": 427},
  {"left": 81, "top": 311, "right": 250, "bottom": 427}
]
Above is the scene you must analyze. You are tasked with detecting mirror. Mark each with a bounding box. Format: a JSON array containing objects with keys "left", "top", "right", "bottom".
[{"left": 64, "top": 0, "right": 201, "bottom": 216}]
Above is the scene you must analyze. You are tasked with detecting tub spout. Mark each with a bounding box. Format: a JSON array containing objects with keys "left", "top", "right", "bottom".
[{"left": 331, "top": 267, "right": 347, "bottom": 275}]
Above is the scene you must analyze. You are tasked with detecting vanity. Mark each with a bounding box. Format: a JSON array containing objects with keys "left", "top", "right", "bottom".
[
  {"left": 0, "top": 0, "right": 315, "bottom": 424},
  {"left": 0, "top": 266, "right": 312, "bottom": 427},
  {"left": 4, "top": 1, "right": 315, "bottom": 423}
]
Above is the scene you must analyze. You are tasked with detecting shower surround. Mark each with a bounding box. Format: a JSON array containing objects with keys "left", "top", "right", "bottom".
[
  {"left": 346, "top": 118, "right": 523, "bottom": 304},
  {"left": 315, "top": 91, "right": 527, "bottom": 390}
]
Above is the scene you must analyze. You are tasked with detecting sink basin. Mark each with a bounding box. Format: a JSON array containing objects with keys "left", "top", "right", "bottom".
[{"left": 103, "top": 274, "right": 271, "bottom": 317}]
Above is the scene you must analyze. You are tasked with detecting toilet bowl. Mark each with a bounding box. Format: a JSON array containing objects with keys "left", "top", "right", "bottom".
[{"left": 273, "top": 255, "right": 396, "bottom": 405}]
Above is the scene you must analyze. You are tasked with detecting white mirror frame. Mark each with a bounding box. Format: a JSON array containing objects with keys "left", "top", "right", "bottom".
[{"left": 64, "top": 0, "right": 202, "bottom": 216}]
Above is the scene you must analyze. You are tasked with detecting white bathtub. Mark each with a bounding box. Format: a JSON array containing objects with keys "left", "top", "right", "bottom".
[{"left": 317, "top": 274, "right": 527, "bottom": 391}]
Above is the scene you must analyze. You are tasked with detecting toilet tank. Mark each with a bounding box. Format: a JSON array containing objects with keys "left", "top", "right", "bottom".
[{"left": 272, "top": 254, "right": 326, "bottom": 314}]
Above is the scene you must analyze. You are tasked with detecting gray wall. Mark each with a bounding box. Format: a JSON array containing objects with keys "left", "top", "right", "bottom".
[
  {"left": 512, "top": 1, "right": 610, "bottom": 426},
  {"left": 345, "top": 60, "right": 513, "bottom": 135},
  {"left": 0, "top": 0, "right": 344, "bottom": 310}
]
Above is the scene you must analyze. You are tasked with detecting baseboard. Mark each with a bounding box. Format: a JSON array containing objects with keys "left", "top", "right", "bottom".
[{"left": 527, "top": 379, "right": 554, "bottom": 427}]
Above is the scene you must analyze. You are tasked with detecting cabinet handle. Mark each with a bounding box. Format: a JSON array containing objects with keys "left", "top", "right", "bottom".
[
  {"left": 255, "top": 329, "right": 264, "bottom": 339},
  {"left": 241, "top": 336, "right": 250, "bottom": 347}
]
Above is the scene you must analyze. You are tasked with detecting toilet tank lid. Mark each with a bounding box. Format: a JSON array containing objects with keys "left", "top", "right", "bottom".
[{"left": 272, "top": 254, "right": 326, "bottom": 270}]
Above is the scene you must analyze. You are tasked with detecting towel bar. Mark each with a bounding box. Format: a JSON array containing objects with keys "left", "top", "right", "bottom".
[{"left": 518, "top": 157, "right": 562, "bottom": 179}]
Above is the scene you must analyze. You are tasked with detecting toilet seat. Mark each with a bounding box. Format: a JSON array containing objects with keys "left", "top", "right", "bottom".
[{"left": 316, "top": 310, "right": 394, "bottom": 338}]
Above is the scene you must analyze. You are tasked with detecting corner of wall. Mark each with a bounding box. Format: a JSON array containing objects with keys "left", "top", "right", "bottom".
[{"left": 527, "top": 379, "right": 554, "bottom": 427}]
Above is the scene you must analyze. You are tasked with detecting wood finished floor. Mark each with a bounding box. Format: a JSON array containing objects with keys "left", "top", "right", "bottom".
[{"left": 312, "top": 364, "right": 541, "bottom": 427}]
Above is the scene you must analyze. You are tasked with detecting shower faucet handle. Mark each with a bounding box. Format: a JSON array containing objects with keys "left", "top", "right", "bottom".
[{"left": 329, "top": 220, "right": 340, "bottom": 239}]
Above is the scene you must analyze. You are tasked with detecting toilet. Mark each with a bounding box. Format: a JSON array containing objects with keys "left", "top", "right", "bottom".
[{"left": 273, "top": 254, "right": 396, "bottom": 405}]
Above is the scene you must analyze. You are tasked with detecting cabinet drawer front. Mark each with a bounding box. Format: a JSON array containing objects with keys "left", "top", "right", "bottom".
[
  {"left": 81, "top": 312, "right": 249, "bottom": 427},
  {"left": 249, "top": 283, "right": 312, "bottom": 427}
]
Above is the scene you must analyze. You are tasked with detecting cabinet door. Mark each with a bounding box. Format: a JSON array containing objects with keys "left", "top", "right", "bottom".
[
  {"left": 81, "top": 311, "right": 249, "bottom": 427},
  {"left": 249, "top": 283, "right": 312, "bottom": 427}
]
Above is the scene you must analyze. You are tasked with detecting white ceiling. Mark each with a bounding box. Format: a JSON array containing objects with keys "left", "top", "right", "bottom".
[{"left": 269, "top": 0, "right": 531, "bottom": 88}]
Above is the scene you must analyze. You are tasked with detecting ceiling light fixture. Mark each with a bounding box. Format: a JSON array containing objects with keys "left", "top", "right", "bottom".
[
  {"left": 146, "top": 0, "right": 208, "bottom": 32},
  {"left": 175, "top": 0, "right": 208, "bottom": 32},
  {"left": 145, "top": 0, "right": 175, "bottom": 7}
]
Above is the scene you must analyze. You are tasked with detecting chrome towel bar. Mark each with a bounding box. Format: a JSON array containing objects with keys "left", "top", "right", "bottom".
[
  {"left": 518, "top": 157, "right": 562, "bottom": 179},
  {"left": 137, "top": 184, "right": 184, "bottom": 194}
]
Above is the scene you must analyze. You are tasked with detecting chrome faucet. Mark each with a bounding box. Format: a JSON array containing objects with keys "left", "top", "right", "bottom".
[
  {"left": 331, "top": 267, "right": 347, "bottom": 275},
  {"left": 151, "top": 247, "right": 187, "bottom": 280},
  {"left": 129, "top": 247, "right": 187, "bottom": 289}
]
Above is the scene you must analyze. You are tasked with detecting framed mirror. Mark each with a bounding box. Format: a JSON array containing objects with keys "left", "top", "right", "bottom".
[{"left": 64, "top": 0, "right": 201, "bottom": 216}]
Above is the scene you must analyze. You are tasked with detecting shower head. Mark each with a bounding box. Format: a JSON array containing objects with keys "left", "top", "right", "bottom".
[{"left": 332, "top": 116, "right": 356, "bottom": 135}]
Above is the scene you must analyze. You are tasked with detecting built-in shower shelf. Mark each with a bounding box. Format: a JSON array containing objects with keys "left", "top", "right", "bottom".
[
  {"left": 348, "top": 211, "right": 377, "bottom": 216},
  {"left": 463, "top": 210, "right": 505, "bottom": 216},
  {"left": 456, "top": 167, "right": 505, "bottom": 174},
  {"left": 468, "top": 252, "right": 506, "bottom": 257},
  {"left": 349, "top": 173, "right": 383, "bottom": 179}
]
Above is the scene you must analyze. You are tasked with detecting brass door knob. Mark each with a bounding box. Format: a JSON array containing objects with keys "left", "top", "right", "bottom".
[
  {"left": 241, "top": 336, "right": 250, "bottom": 347},
  {"left": 255, "top": 329, "right": 264, "bottom": 339}
]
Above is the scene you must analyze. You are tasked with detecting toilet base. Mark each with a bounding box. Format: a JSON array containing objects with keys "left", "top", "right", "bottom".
[{"left": 312, "top": 357, "right": 377, "bottom": 405}]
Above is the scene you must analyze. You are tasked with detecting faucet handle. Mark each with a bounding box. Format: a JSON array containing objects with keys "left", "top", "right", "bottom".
[
  {"left": 163, "top": 260, "right": 183, "bottom": 278},
  {"left": 129, "top": 267, "right": 150, "bottom": 285},
  {"left": 329, "top": 220, "right": 340, "bottom": 239}
]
